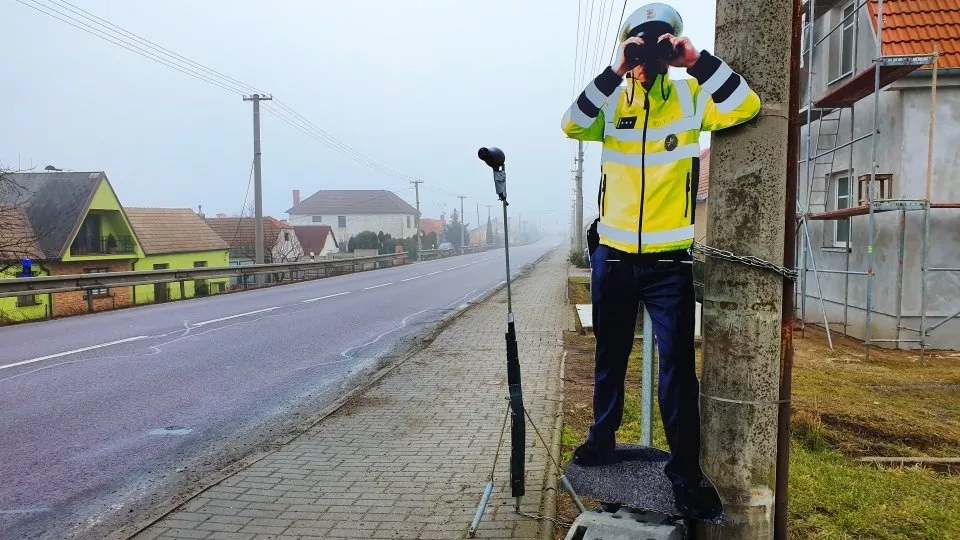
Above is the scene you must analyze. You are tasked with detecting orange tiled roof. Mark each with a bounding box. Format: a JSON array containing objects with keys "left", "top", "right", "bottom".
[
  {"left": 697, "top": 148, "right": 710, "bottom": 199},
  {"left": 868, "top": 0, "right": 960, "bottom": 69}
]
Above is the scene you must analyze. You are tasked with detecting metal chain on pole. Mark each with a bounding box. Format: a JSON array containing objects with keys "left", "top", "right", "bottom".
[{"left": 692, "top": 241, "right": 798, "bottom": 281}]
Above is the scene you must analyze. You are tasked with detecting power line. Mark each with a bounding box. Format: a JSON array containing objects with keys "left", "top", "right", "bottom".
[
  {"left": 608, "top": 0, "right": 629, "bottom": 65},
  {"left": 592, "top": 0, "right": 614, "bottom": 73},
  {"left": 229, "top": 160, "right": 256, "bottom": 249},
  {"left": 16, "top": 0, "right": 433, "bottom": 188},
  {"left": 16, "top": 0, "right": 246, "bottom": 94},
  {"left": 48, "top": 0, "right": 266, "bottom": 95},
  {"left": 572, "top": 0, "right": 584, "bottom": 99},
  {"left": 577, "top": 0, "right": 597, "bottom": 90}
]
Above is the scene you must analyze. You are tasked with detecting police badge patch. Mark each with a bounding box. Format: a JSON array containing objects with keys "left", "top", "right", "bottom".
[{"left": 665, "top": 134, "right": 679, "bottom": 151}]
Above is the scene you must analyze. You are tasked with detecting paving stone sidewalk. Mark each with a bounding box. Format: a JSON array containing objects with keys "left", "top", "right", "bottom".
[{"left": 135, "top": 248, "right": 571, "bottom": 540}]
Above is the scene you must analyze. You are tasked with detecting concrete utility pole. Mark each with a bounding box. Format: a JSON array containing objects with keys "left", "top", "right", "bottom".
[
  {"left": 411, "top": 180, "right": 423, "bottom": 262},
  {"left": 574, "top": 142, "right": 584, "bottom": 252},
  {"left": 458, "top": 195, "right": 467, "bottom": 248},
  {"left": 243, "top": 93, "right": 272, "bottom": 264},
  {"left": 699, "top": 0, "right": 796, "bottom": 538}
]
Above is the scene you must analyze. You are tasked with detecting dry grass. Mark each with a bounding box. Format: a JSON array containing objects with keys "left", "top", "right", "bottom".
[{"left": 557, "top": 276, "right": 960, "bottom": 539}]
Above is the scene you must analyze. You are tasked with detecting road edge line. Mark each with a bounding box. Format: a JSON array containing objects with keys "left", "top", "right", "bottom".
[{"left": 113, "top": 245, "right": 559, "bottom": 540}]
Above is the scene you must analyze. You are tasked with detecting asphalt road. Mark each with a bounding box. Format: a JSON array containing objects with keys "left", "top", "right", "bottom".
[{"left": 0, "top": 240, "right": 559, "bottom": 540}]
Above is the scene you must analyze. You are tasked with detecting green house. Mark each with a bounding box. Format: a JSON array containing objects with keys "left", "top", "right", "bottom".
[
  {"left": 0, "top": 171, "right": 144, "bottom": 322},
  {"left": 125, "top": 208, "right": 230, "bottom": 303}
]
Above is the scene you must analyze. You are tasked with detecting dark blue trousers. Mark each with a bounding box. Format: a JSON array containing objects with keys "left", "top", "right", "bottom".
[{"left": 587, "top": 243, "right": 702, "bottom": 487}]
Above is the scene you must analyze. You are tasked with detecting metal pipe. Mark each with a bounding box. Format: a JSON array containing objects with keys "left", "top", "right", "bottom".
[
  {"left": 467, "top": 481, "right": 494, "bottom": 538},
  {"left": 931, "top": 268, "right": 960, "bottom": 272},
  {"left": 802, "top": 132, "right": 874, "bottom": 163},
  {"left": 802, "top": 218, "right": 834, "bottom": 349},
  {"left": 920, "top": 203, "right": 930, "bottom": 362},
  {"left": 845, "top": 3, "right": 859, "bottom": 339},
  {"left": 810, "top": 268, "right": 868, "bottom": 275},
  {"left": 812, "top": 0, "right": 867, "bottom": 48},
  {"left": 775, "top": 2, "right": 803, "bottom": 536},
  {"left": 924, "top": 306, "right": 960, "bottom": 334},
  {"left": 641, "top": 306, "right": 654, "bottom": 447},
  {"left": 920, "top": 50, "right": 939, "bottom": 362},
  {"left": 560, "top": 475, "right": 588, "bottom": 513},
  {"left": 502, "top": 202, "right": 513, "bottom": 314},
  {"left": 895, "top": 209, "right": 906, "bottom": 347},
  {"left": 800, "top": 0, "right": 817, "bottom": 331},
  {"left": 865, "top": 0, "right": 885, "bottom": 359}
]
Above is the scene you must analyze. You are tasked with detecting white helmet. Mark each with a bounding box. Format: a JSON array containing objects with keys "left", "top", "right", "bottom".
[{"left": 618, "top": 3, "right": 684, "bottom": 43}]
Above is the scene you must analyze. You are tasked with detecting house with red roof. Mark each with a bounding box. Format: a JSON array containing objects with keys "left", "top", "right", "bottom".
[{"left": 795, "top": 0, "right": 960, "bottom": 349}]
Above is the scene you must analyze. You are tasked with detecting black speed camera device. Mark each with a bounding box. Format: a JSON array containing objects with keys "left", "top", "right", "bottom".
[{"left": 478, "top": 147, "right": 507, "bottom": 202}]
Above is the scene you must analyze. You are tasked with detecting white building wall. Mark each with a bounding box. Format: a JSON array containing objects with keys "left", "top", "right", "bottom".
[
  {"left": 288, "top": 213, "right": 417, "bottom": 248},
  {"left": 796, "top": 3, "right": 960, "bottom": 349},
  {"left": 272, "top": 229, "right": 304, "bottom": 262}
]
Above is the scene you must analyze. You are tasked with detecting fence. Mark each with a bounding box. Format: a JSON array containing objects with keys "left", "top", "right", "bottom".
[
  {"left": 420, "top": 244, "right": 496, "bottom": 260},
  {"left": 0, "top": 253, "right": 408, "bottom": 302}
]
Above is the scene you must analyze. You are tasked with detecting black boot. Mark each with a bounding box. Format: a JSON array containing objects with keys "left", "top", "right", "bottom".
[{"left": 571, "top": 442, "right": 618, "bottom": 467}]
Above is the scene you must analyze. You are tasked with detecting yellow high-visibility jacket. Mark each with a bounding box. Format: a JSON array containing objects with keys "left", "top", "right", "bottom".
[{"left": 562, "top": 52, "right": 761, "bottom": 254}]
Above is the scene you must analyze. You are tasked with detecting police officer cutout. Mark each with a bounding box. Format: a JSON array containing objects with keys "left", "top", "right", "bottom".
[{"left": 561, "top": 3, "right": 760, "bottom": 517}]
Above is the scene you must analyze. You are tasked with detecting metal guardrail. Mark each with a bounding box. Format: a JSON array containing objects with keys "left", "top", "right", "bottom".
[
  {"left": 420, "top": 244, "right": 497, "bottom": 260},
  {"left": 0, "top": 253, "right": 408, "bottom": 299}
]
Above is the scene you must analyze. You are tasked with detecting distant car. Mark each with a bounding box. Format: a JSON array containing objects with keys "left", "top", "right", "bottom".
[{"left": 438, "top": 242, "right": 454, "bottom": 251}]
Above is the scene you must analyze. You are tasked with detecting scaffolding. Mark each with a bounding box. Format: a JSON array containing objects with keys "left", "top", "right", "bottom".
[{"left": 796, "top": 0, "right": 958, "bottom": 359}]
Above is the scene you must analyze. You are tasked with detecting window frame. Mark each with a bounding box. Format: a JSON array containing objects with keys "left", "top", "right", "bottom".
[
  {"left": 311, "top": 215, "right": 322, "bottom": 223},
  {"left": 833, "top": 175, "right": 852, "bottom": 247},
  {"left": 338, "top": 216, "right": 347, "bottom": 228},
  {"left": 17, "top": 294, "right": 39, "bottom": 307},
  {"left": 829, "top": 1, "right": 857, "bottom": 84}
]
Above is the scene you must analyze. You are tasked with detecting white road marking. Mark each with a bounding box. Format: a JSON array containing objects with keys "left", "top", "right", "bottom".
[
  {"left": 0, "top": 336, "right": 149, "bottom": 371},
  {"left": 301, "top": 291, "right": 351, "bottom": 303},
  {"left": 401, "top": 275, "right": 424, "bottom": 282},
  {"left": 191, "top": 307, "right": 280, "bottom": 327},
  {"left": 363, "top": 282, "right": 394, "bottom": 290},
  {"left": 427, "top": 271, "right": 442, "bottom": 276}
]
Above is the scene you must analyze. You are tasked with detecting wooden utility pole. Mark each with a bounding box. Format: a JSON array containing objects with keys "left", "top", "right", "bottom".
[
  {"left": 699, "top": 0, "right": 797, "bottom": 538},
  {"left": 243, "top": 93, "right": 272, "bottom": 264}
]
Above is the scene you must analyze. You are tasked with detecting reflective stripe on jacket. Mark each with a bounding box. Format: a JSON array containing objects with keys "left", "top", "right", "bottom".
[{"left": 561, "top": 52, "right": 761, "bottom": 254}]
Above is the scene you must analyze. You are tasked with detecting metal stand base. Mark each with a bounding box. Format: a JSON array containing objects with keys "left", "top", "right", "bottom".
[{"left": 563, "top": 506, "right": 690, "bottom": 540}]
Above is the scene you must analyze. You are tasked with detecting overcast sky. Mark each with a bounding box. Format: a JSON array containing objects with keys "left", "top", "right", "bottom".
[{"left": 2, "top": 0, "right": 716, "bottom": 234}]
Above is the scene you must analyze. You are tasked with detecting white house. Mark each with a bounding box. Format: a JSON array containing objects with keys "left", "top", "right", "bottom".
[
  {"left": 796, "top": 0, "right": 960, "bottom": 349},
  {"left": 293, "top": 225, "right": 338, "bottom": 258},
  {"left": 286, "top": 189, "right": 418, "bottom": 249},
  {"left": 205, "top": 216, "right": 304, "bottom": 264}
]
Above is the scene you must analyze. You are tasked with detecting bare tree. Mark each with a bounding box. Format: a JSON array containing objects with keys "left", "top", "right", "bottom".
[{"left": 0, "top": 167, "right": 43, "bottom": 265}]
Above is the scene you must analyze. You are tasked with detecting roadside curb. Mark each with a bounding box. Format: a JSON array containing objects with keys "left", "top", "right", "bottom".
[
  {"left": 114, "top": 245, "right": 559, "bottom": 540},
  {"left": 539, "top": 350, "right": 567, "bottom": 540}
]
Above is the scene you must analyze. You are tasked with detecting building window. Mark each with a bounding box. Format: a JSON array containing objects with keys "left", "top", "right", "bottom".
[
  {"left": 17, "top": 294, "right": 39, "bottom": 307},
  {"left": 312, "top": 215, "right": 322, "bottom": 223},
  {"left": 834, "top": 176, "right": 851, "bottom": 245},
  {"left": 84, "top": 268, "right": 109, "bottom": 298},
  {"left": 338, "top": 216, "right": 347, "bottom": 228},
  {"left": 407, "top": 216, "right": 411, "bottom": 228},
  {"left": 836, "top": 2, "right": 856, "bottom": 80},
  {"left": 283, "top": 231, "right": 291, "bottom": 242}
]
